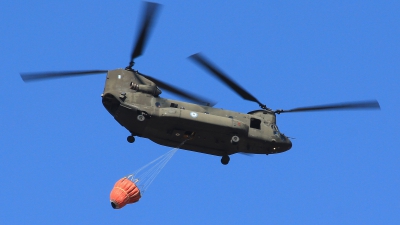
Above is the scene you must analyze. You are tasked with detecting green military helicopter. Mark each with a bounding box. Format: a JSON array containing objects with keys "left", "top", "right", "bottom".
[{"left": 21, "top": 2, "right": 380, "bottom": 165}]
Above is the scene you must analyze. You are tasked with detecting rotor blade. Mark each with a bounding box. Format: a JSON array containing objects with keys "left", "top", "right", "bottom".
[
  {"left": 275, "top": 100, "right": 380, "bottom": 114},
  {"left": 130, "top": 2, "right": 161, "bottom": 62},
  {"left": 139, "top": 72, "right": 216, "bottom": 106},
  {"left": 20, "top": 70, "right": 108, "bottom": 82},
  {"left": 189, "top": 53, "right": 266, "bottom": 108}
]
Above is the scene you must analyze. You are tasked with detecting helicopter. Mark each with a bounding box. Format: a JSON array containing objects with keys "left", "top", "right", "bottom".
[{"left": 21, "top": 2, "right": 380, "bottom": 165}]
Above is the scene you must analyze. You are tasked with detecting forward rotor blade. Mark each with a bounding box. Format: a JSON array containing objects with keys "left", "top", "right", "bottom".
[
  {"left": 130, "top": 2, "right": 161, "bottom": 62},
  {"left": 139, "top": 72, "right": 216, "bottom": 106},
  {"left": 20, "top": 70, "right": 108, "bottom": 82},
  {"left": 275, "top": 100, "right": 380, "bottom": 114},
  {"left": 189, "top": 53, "right": 265, "bottom": 108}
]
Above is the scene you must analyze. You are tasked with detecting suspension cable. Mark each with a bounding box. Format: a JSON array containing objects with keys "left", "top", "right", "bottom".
[{"left": 127, "top": 140, "right": 187, "bottom": 193}]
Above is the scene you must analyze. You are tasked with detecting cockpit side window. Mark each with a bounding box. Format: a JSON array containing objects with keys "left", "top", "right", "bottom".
[{"left": 250, "top": 118, "right": 261, "bottom": 129}]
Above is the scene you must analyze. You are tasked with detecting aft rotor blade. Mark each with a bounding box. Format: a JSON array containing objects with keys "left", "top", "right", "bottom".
[
  {"left": 189, "top": 53, "right": 266, "bottom": 108},
  {"left": 130, "top": 2, "right": 161, "bottom": 62},
  {"left": 20, "top": 70, "right": 108, "bottom": 82},
  {"left": 139, "top": 72, "right": 216, "bottom": 106},
  {"left": 275, "top": 100, "right": 381, "bottom": 114}
]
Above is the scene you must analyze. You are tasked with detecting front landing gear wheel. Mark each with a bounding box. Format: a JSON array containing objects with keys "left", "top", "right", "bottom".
[
  {"left": 221, "top": 155, "right": 230, "bottom": 165},
  {"left": 127, "top": 136, "right": 135, "bottom": 143}
]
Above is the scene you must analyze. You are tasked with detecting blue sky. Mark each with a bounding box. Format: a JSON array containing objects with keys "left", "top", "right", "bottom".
[{"left": 1, "top": 1, "right": 399, "bottom": 224}]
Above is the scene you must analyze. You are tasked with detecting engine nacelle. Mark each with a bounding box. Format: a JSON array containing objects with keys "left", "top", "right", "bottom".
[{"left": 130, "top": 82, "right": 162, "bottom": 96}]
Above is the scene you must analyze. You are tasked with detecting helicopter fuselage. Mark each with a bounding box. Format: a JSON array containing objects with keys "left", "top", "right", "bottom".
[{"left": 102, "top": 69, "right": 292, "bottom": 156}]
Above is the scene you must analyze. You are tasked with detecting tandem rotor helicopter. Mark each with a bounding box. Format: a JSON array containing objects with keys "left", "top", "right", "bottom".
[{"left": 21, "top": 2, "right": 380, "bottom": 165}]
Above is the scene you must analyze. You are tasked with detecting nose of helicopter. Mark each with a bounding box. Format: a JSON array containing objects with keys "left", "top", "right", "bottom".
[
  {"left": 102, "top": 93, "right": 121, "bottom": 116},
  {"left": 271, "top": 135, "right": 292, "bottom": 153},
  {"left": 283, "top": 139, "right": 292, "bottom": 150}
]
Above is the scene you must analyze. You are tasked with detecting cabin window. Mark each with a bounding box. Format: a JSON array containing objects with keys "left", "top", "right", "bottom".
[
  {"left": 155, "top": 102, "right": 161, "bottom": 108},
  {"left": 250, "top": 118, "right": 261, "bottom": 129},
  {"left": 170, "top": 103, "right": 178, "bottom": 108}
]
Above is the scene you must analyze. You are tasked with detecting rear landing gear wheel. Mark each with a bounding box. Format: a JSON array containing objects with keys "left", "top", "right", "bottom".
[
  {"left": 127, "top": 136, "right": 135, "bottom": 143},
  {"left": 221, "top": 155, "right": 230, "bottom": 165}
]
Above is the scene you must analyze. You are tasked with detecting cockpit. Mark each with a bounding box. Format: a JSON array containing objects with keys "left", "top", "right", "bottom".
[{"left": 270, "top": 123, "right": 287, "bottom": 141}]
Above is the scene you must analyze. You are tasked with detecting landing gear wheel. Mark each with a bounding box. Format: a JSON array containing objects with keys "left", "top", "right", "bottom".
[
  {"left": 127, "top": 136, "right": 135, "bottom": 143},
  {"left": 221, "top": 155, "right": 230, "bottom": 165}
]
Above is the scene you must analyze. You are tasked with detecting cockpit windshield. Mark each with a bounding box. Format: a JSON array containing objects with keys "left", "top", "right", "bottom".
[{"left": 270, "top": 124, "right": 279, "bottom": 131}]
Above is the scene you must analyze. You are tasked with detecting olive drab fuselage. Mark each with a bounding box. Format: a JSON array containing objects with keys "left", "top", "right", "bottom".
[{"left": 102, "top": 69, "right": 292, "bottom": 156}]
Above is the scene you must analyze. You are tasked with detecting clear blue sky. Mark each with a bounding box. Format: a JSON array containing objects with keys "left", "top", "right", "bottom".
[{"left": 1, "top": 1, "right": 399, "bottom": 224}]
